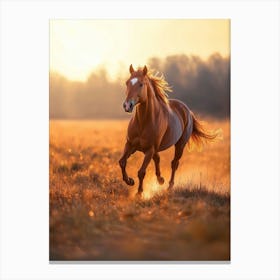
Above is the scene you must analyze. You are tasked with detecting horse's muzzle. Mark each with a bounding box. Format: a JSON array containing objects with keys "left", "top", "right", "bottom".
[{"left": 123, "top": 100, "right": 135, "bottom": 113}]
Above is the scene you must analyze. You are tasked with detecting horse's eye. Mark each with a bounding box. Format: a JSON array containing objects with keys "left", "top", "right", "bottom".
[{"left": 139, "top": 83, "right": 143, "bottom": 87}]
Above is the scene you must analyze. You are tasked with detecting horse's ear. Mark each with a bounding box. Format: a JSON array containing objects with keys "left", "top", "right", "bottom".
[
  {"left": 129, "top": 64, "right": 135, "bottom": 74},
  {"left": 143, "top": 65, "right": 148, "bottom": 76}
]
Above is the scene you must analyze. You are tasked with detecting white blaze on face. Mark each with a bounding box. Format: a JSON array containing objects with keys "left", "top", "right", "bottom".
[{"left": 130, "top": 78, "right": 138, "bottom": 86}]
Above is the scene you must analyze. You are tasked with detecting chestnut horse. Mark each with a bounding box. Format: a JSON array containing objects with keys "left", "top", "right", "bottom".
[{"left": 119, "top": 65, "right": 220, "bottom": 195}]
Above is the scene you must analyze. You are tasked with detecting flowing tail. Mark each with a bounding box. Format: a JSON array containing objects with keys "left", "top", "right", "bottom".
[{"left": 187, "top": 113, "right": 223, "bottom": 151}]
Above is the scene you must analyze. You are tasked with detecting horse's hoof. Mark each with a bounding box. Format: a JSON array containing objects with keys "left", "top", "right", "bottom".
[
  {"left": 167, "top": 184, "right": 174, "bottom": 191},
  {"left": 157, "top": 176, "right": 165, "bottom": 185},
  {"left": 136, "top": 190, "right": 143, "bottom": 197},
  {"left": 126, "top": 177, "right": 135, "bottom": 186},
  {"left": 168, "top": 181, "right": 174, "bottom": 190}
]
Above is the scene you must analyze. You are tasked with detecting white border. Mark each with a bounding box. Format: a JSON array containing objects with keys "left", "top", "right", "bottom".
[{"left": 1, "top": 1, "right": 279, "bottom": 279}]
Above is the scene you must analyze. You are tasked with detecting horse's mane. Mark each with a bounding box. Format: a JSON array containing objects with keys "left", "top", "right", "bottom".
[{"left": 146, "top": 69, "right": 172, "bottom": 104}]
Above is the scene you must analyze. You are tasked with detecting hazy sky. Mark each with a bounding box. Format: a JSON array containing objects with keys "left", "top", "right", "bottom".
[{"left": 50, "top": 19, "right": 230, "bottom": 81}]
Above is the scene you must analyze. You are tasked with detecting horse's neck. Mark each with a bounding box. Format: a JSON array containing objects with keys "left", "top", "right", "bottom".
[{"left": 136, "top": 81, "right": 160, "bottom": 126}]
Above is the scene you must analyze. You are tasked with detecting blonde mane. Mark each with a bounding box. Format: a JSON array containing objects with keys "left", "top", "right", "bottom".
[{"left": 147, "top": 70, "right": 172, "bottom": 104}]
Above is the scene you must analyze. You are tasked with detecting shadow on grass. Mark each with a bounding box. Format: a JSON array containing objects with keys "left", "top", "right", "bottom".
[
  {"left": 140, "top": 185, "right": 230, "bottom": 208},
  {"left": 172, "top": 186, "right": 230, "bottom": 206}
]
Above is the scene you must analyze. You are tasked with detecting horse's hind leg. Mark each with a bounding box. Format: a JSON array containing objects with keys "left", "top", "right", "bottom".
[
  {"left": 168, "top": 142, "right": 186, "bottom": 190},
  {"left": 153, "top": 153, "right": 164, "bottom": 185},
  {"left": 119, "top": 141, "right": 136, "bottom": 186},
  {"left": 168, "top": 115, "right": 193, "bottom": 190}
]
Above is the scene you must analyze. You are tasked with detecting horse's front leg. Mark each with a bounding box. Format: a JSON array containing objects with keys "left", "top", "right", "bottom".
[
  {"left": 137, "top": 147, "right": 154, "bottom": 195},
  {"left": 119, "top": 141, "right": 136, "bottom": 186}
]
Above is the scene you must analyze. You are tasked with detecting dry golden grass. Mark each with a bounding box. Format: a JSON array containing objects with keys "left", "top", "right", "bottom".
[{"left": 49, "top": 119, "right": 230, "bottom": 261}]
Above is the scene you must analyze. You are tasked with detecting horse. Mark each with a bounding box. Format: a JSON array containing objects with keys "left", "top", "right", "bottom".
[{"left": 119, "top": 64, "right": 221, "bottom": 195}]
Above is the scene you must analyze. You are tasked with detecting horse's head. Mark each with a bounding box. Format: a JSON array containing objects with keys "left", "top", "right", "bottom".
[{"left": 123, "top": 64, "right": 148, "bottom": 113}]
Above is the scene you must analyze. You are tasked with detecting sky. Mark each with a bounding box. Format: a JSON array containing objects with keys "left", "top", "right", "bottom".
[{"left": 50, "top": 19, "right": 230, "bottom": 81}]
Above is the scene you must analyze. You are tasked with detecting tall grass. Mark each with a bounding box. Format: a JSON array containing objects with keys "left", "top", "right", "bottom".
[{"left": 50, "top": 119, "right": 230, "bottom": 261}]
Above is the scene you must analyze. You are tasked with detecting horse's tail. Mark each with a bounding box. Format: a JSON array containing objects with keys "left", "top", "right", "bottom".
[{"left": 187, "top": 112, "right": 223, "bottom": 151}]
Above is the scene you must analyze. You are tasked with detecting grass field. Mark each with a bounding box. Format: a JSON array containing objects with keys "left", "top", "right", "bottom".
[{"left": 49, "top": 119, "right": 230, "bottom": 261}]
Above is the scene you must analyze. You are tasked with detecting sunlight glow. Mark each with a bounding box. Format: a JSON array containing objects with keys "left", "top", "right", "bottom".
[
  {"left": 88, "top": 210, "right": 94, "bottom": 217},
  {"left": 142, "top": 178, "right": 166, "bottom": 200},
  {"left": 50, "top": 19, "right": 230, "bottom": 81}
]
